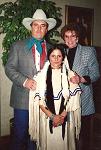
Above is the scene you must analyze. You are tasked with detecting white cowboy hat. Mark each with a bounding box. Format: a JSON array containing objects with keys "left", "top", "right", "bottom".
[{"left": 22, "top": 9, "right": 57, "bottom": 31}]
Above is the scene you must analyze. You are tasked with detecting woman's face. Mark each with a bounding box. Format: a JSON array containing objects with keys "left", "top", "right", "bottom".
[
  {"left": 64, "top": 30, "right": 78, "bottom": 48},
  {"left": 49, "top": 49, "right": 63, "bottom": 69}
]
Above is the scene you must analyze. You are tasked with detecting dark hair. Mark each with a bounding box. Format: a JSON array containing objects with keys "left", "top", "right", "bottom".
[
  {"left": 46, "top": 53, "right": 66, "bottom": 137},
  {"left": 47, "top": 44, "right": 66, "bottom": 61},
  {"left": 61, "top": 23, "right": 80, "bottom": 40}
]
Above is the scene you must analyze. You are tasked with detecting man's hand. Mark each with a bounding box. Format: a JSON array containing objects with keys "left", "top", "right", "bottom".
[{"left": 24, "top": 79, "right": 37, "bottom": 90}]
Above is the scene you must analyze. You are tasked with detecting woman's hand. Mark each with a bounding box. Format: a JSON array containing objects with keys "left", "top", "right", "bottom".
[
  {"left": 60, "top": 111, "right": 67, "bottom": 124},
  {"left": 70, "top": 73, "right": 87, "bottom": 84},
  {"left": 53, "top": 111, "right": 67, "bottom": 127},
  {"left": 53, "top": 115, "right": 62, "bottom": 127},
  {"left": 70, "top": 73, "right": 81, "bottom": 84}
]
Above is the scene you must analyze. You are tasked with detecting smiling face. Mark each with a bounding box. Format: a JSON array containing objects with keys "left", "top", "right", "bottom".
[
  {"left": 31, "top": 20, "right": 48, "bottom": 40},
  {"left": 49, "top": 49, "right": 63, "bottom": 69},
  {"left": 64, "top": 30, "right": 78, "bottom": 48}
]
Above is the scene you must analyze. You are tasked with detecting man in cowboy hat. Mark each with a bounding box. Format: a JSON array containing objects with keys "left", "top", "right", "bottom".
[{"left": 5, "top": 9, "right": 56, "bottom": 150}]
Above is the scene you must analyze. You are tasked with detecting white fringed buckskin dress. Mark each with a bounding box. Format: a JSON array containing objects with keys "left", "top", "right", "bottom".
[{"left": 29, "top": 60, "right": 81, "bottom": 150}]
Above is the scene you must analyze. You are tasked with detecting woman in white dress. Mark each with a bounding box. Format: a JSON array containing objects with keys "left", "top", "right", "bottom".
[{"left": 29, "top": 44, "right": 81, "bottom": 150}]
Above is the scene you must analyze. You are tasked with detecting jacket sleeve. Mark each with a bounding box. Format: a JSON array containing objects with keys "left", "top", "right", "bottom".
[
  {"left": 5, "top": 42, "right": 27, "bottom": 87},
  {"left": 87, "top": 47, "right": 100, "bottom": 82}
]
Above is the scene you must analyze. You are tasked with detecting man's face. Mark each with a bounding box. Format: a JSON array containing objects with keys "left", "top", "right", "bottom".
[{"left": 31, "top": 20, "right": 48, "bottom": 40}]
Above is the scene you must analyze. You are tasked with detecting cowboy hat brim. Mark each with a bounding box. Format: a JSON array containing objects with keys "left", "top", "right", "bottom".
[{"left": 22, "top": 18, "right": 56, "bottom": 31}]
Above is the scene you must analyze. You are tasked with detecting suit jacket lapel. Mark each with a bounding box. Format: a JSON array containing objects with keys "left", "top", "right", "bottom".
[
  {"left": 66, "top": 44, "right": 82, "bottom": 74},
  {"left": 72, "top": 44, "right": 82, "bottom": 72}
]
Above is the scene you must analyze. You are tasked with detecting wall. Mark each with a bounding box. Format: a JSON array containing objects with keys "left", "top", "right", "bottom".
[
  {"left": 0, "top": 35, "right": 13, "bottom": 136},
  {"left": 0, "top": 0, "right": 101, "bottom": 136},
  {"left": 0, "top": 0, "right": 14, "bottom": 136},
  {"left": 0, "top": 33, "right": 13, "bottom": 136}
]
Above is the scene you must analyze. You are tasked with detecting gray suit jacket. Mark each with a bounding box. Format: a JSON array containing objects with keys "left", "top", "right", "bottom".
[
  {"left": 5, "top": 37, "right": 53, "bottom": 110},
  {"left": 66, "top": 44, "right": 100, "bottom": 115}
]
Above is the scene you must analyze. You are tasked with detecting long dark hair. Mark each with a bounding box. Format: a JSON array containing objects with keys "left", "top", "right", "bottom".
[
  {"left": 46, "top": 45, "right": 67, "bottom": 138},
  {"left": 47, "top": 43, "right": 66, "bottom": 61}
]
